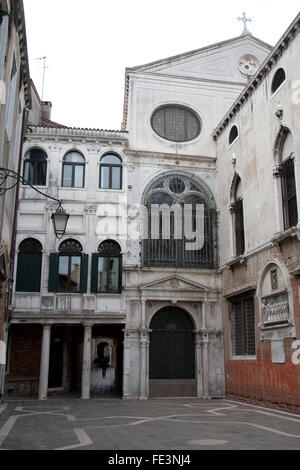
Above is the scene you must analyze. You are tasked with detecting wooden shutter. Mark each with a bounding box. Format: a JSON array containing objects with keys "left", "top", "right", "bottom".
[
  {"left": 80, "top": 254, "right": 88, "bottom": 293},
  {"left": 48, "top": 253, "right": 59, "bottom": 293},
  {"left": 90, "top": 253, "right": 99, "bottom": 293},
  {"left": 16, "top": 253, "right": 42, "bottom": 292}
]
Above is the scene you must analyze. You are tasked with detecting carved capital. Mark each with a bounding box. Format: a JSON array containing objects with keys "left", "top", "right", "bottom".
[{"left": 272, "top": 165, "right": 282, "bottom": 177}]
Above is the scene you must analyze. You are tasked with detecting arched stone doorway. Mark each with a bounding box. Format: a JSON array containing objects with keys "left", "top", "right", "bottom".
[{"left": 149, "top": 306, "right": 196, "bottom": 397}]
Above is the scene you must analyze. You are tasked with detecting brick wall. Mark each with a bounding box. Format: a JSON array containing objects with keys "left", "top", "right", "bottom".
[
  {"left": 5, "top": 324, "right": 43, "bottom": 396},
  {"left": 222, "top": 239, "right": 300, "bottom": 408}
]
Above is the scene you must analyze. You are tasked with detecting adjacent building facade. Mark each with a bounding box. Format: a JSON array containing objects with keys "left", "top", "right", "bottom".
[
  {"left": 214, "top": 14, "right": 300, "bottom": 407},
  {"left": 3, "top": 11, "right": 300, "bottom": 407},
  {"left": 0, "top": 0, "right": 31, "bottom": 400}
]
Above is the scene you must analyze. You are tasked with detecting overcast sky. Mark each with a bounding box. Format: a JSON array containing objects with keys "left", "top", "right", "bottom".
[{"left": 23, "top": 0, "right": 299, "bottom": 130}]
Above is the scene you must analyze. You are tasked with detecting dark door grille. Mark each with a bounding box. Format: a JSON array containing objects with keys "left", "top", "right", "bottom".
[{"left": 149, "top": 307, "right": 195, "bottom": 380}]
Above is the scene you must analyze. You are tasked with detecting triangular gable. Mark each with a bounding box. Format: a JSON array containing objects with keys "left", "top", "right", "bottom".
[
  {"left": 141, "top": 275, "right": 211, "bottom": 292},
  {"left": 127, "top": 34, "right": 272, "bottom": 77}
]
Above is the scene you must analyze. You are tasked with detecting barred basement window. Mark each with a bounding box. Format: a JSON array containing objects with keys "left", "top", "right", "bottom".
[
  {"left": 16, "top": 238, "right": 43, "bottom": 292},
  {"left": 231, "top": 294, "right": 256, "bottom": 356},
  {"left": 151, "top": 105, "right": 201, "bottom": 142}
]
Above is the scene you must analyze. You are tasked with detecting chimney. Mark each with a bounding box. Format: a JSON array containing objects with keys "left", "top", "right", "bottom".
[{"left": 41, "top": 101, "right": 52, "bottom": 121}]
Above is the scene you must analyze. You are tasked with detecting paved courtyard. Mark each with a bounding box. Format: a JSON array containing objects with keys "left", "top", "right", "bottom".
[{"left": 1, "top": 397, "right": 300, "bottom": 451}]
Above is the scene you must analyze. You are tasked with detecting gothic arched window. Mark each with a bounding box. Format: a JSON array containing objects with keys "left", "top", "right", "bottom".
[
  {"left": 279, "top": 131, "right": 298, "bottom": 229},
  {"left": 230, "top": 175, "right": 245, "bottom": 256},
  {"left": 229, "top": 125, "right": 238, "bottom": 145},
  {"left": 142, "top": 173, "right": 218, "bottom": 269},
  {"left": 16, "top": 238, "right": 43, "bottom": 292},
  {"left": 99, "top": 154, "right": 122, "bottom": 189},
  {"left": 23, "top": 148, "right": 47, "bottom": 186},
  {"left": 91, "top": 240, "right": 122, "bottom": 293},
  {"left": 271, "top": 68, "right": 286, "bottom": 95},
  {"left": 62, "top": 151, "right": 85, "bottom": 188}
]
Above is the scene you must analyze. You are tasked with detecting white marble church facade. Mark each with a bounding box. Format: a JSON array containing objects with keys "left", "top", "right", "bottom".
[{"left": 5, "top": 15, "right": 300, "bottom": 403}]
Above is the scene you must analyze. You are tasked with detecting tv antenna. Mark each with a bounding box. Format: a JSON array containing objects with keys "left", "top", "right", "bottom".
[{"left": 35, "top": 56, "right": 48, "bottom": 100}]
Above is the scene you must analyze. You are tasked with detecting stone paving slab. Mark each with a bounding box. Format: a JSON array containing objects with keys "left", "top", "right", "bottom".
[{"left": 1, "top": 397, "right": 300, "bottom": 450}]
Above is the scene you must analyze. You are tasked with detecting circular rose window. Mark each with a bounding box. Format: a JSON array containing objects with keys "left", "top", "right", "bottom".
[{"left": 151, "top": 105, "right": 201, "bottom": 142}]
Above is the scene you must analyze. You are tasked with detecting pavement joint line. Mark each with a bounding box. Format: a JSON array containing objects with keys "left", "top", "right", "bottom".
[
  {"left": 54, "top": 428, "right": 93, "bottom": 450},
  {"left": 0, "top": 404, "right": 7, "bottom": 415},
  {"left": 224, "top": 400, "right": 300, "bottom": 420},
  {"left": 81, "top": 413, "right": 300, "bottom": 439},
  {"left": 78, "top": 415, "right": 150, "bottom": 422}
]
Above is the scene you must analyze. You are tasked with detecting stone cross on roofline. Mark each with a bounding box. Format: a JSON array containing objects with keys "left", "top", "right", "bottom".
[{"left": 238, "top": 12, "right": 252, "bottom": 34}]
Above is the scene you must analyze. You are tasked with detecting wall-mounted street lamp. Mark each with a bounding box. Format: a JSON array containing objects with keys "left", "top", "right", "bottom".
[{"left": 0, "top": 167, "right": 69, "bottom": 239}]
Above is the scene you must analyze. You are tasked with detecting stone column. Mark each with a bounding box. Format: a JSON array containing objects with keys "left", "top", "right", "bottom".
[
  {"left": 141, "top": 298, "right": 146, "bottom": 329},
  {"left": 122, "top": 330, "right": 132, "bottom": 399},
  {"left": 38, "top": 324, "right": 52, "bottom": 400},
  {"left": 202, "top": 333, "right": 209, "bottom": 398},
  {"left": 81, "top": 322, "right": 93, "bottom": 400},
  {"left": 195, "top": 332, "right": 203, "bottom": 398},
  {"left": 139, "top": 329, "right": 150, "bottom": 400},
  {"left": 273, "top": 165, "right": 284, "bottom": 232},
  {"left": 201, "top": 298, "right": 207, "bottom": 330}
]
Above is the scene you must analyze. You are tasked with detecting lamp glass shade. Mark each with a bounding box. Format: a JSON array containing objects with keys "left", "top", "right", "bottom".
[{"left": 51, "top": 208, "right": 69, "bottom": 238}]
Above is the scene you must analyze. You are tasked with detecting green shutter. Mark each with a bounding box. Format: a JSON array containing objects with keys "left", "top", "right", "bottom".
[
  {"left": 90, "top": 253, "right": 99, "bottom": 293},
  {"left": 80, "top": 254, "right": 88, "bottom": 293},
  {"left": 16, "top": 253, "right": 42, "bottom": 292},
  {"left": 48, "top": 253, "right": 59, "bottom": 293}
]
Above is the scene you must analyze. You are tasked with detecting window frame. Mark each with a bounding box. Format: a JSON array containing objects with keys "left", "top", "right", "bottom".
[
  {"left": 281, "top": 156, "right": 298, "bottom": 230},
  {"left": 228, "top": 125, "right": 239, "bottom": 146},
  {"left": 62, "top": 152, "right": 85, "bottom": 188},
  {"left": 234, "top": 197, "right": 245, "bottom": 256},
  {"left": 230, "top": 293, "right": 256, "bottom": 359},
  {"left": 271, "top": 68, "right": 286, "bottom": 96},
  {"left": 92, "top": 241, "right": 122, "bottom": 294},
  {"left": 23, "top": 148, "right": 47, "bottom": 186},
  {"left": 99, "top": 154, "right": 122, "bottom": 190},
  {"left": 57, "top": 239, "right": 83, "bottom": 293},
  {"left": 151, "top": 104, "right": 201, "bottom": 143}
]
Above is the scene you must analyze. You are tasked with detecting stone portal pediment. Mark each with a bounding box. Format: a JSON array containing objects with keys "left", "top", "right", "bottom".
[{"left": 141, "top": 275, "right": 208, "bottom": 292}]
